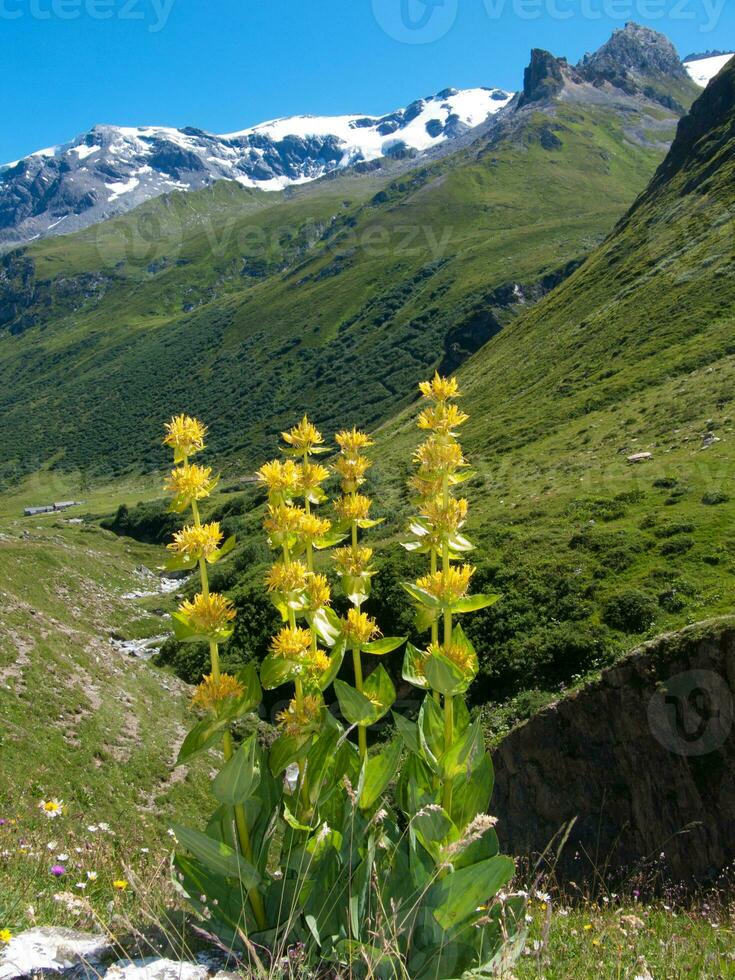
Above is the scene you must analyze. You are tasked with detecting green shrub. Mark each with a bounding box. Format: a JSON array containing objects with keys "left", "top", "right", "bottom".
[
  {"left": 702, "top": 490, "right": 730, "bottom": 505},
  {"left": 602, "top": 589, "right": 657, "bottom": 633}
]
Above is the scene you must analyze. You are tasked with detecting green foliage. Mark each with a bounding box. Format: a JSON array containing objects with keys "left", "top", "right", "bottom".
[
  {"left": 101, "top": 500, "right": 183, "bottom": 544},
  {"left": 602, "top": 589, "right": 658, "bottom": 634},
  {"left": 0, "top": 90, "right": 677, "bottom": 483}
]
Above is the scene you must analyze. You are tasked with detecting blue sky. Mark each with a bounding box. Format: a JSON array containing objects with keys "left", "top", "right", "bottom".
[{"left": 2, "top": 0, "right": 733, "bottom": 162}]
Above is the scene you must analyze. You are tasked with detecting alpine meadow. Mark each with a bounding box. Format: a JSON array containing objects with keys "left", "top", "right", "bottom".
[{"left": 1, "top": 14, "right": 735, "bottom": 979}]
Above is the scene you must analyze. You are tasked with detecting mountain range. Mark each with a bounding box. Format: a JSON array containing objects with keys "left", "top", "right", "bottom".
[
  {"left": 0, "top": 24, "right": 729, "bottom": 250},
  {"left": 1, "top": 23, "right": 713, "bottom": 486}
]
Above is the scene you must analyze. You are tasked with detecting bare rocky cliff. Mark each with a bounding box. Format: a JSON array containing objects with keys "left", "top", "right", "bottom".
[{"left": 492, "top": 618, "right": 735, "bottom": 886}]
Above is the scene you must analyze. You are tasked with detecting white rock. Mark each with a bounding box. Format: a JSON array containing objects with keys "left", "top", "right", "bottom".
[
  {"left": 105, "top": 959, "right": 209, "bottom": 980},
  {"left": 626, "top": 452, "right": 653, "bottom": 463},
  {"left": 0, "top": 927, "right": 109, "bottom": 979}
]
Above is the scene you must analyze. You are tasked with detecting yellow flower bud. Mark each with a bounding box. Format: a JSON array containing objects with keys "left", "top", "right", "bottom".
[
  {"left": 282, "top": 416, "right": 324, "bottom": 453},
  {"left": 166, "top": 463, "right": 218, "bottom": 504},
  {"left": 416, "top": 565, "right": 475, "bottom": 603},
  {"left": 265, "top": 504, "right": 307, "bottom": 536},
  {"left": 191, "top": 673, "right": 244, "bottom": 712},
  {"left": 341, "top": 607, "right": 380, "bottom": 647},
  {"left": 257, "top": 459, "right": 301, "bottom": 497},
  {"left": 179, "top": 592, "right": 236, "bottom": 635},
  {"left": 168, "top": 522, "right": 223, "bottom": 561},
  {"left": 417, "top": 403, "right": 469, "bottom": 434},
  {"left": 305, "top": 573, "right": 331, "bottom": 610},
  {"left": 335, "top": 428, "right": 374, "bottom": 455},
  {"left": 413, "top": 438, "right": 466, "bottom": 474},
  {"left": 334, "top": 494, "right": 372, "bottom": 523},
  {"left": 276, "top": 694, "right": 324, "bottom": 736},
  {"left": 332, "top": 545, "right": 374, "bottom": 576},
  {"left": 418, "top": 372, "right": 460, "bottom": 403},
  {"left": 163, "top": 414, "right": 207, "bottom": 458},
  {"left": 266, "top": 561, "right": 308, "bottom": 594},
  {"left": 427, "top": 641, "right": 476, "bottom": 675},
  {"left": 271, "top": 626, "right": 312, "bottom": 660},
  {"left": 299, "top": 512, "right": 332, "bottom": 541}
]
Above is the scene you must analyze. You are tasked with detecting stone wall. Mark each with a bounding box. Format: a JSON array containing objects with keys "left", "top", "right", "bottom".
[{"left": 491, "top": 618, "right": 735, "bottom": 886}]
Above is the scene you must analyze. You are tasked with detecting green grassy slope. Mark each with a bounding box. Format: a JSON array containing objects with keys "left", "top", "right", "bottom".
[
  {"left": 0, "top": 514, "right": 211, "bottom": 898},
  {"left": 370, "top": 57, "right": 735, "bottom": 710},
  {"left": 0, "top": 91, "right": 683, "bottom": 484}
]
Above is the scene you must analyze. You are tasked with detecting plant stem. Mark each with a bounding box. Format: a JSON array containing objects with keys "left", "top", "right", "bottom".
[
  {"left": 441, "top": 470, "right": 454, "bottom": 813},
  {"left": 189, "top": 494, "right": 266, "bottom": 929},
  {"left": 352, "top": 645, "right": 368, "bottom": 758},
  {"left": 350, "top": 515, "right": 368, "bottom": 757}
]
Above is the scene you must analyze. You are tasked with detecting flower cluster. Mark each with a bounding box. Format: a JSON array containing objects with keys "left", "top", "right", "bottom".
[
  {"left": 260, "top": 417, "right": 336, "bottom": 746},
  {"left": 191, "top": 672, "right": 245, "bottom": 712},
  {"left": 402, "top": 374, "right": 497, "bottom": 812}
]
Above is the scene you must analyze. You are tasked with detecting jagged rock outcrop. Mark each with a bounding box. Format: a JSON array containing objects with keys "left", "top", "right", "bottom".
[
  {"left": 492, "top": 618, "right": 735, "bottom": 887},
  {"left": 579, "top": 22, "right": 689, "bottom": 85},
  {"left": 517, "top": 50, "right": 572, "bottom": 108}
]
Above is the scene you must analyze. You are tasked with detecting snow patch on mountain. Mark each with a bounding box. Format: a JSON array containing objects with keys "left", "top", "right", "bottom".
[
  {"left": 684, "top": 53, "right": 734, "bottom": 87},
  {"left": 0, "top": 86, "right": 513, "bottom": 248}
]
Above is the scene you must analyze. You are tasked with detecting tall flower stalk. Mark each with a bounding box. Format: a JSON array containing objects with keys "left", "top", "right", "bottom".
[
  {"left": 332, "top": 429, "right": 403, "bottom": 757},
  {"left": 258, "top": 418, "right": 340, "bottom": 815},
  {"left": 163, "top": 415, "right": 266, "bottom": 930},
  {"left": 402, "top": 374, "right": 499, "bottom": 812}
]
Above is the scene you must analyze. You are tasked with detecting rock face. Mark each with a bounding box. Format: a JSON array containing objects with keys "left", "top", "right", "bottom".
[
  {"left": 517, "top": 50, "right": 572, "bottom": 107},
  {"left": 492, "top": 618, "right": 735, "bottom": 886},
  {"left": 578, "top": 22, "right": 689, "bottom": 85}
]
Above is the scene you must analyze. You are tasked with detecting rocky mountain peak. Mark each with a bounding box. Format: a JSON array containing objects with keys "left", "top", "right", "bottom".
[
  {"left": 517, "top": 49, "right": 579, "bottom": 108},
  {"left": 578, "top": 22, "right": 688, "bottom": 84}
]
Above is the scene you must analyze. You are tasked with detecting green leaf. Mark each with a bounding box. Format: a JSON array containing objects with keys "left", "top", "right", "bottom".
[
  {"left": 260, "top": 652, "right": 300, "bottom": 690},
  {"left": 171, "top": 610, "right": 233, "bottom": 645},
  {"left": 163, "top": 553, "right": 196, "bottom": 572},
  {"left": 439, "top": 719, "right": 485, "bottom": 781},
  {"left": 176, "top": 716, "right": 225, "bottom": 765},
  {"left": 269, "top": 733, "right": 307, "bottom": 777},
  {"left": 450, "top": 469, "right": 477, "bottom": 485},
  {"left": 172, "top": 823, "right": 260, "bottom": 889},
  {"left": 359, "top": 738, "right": 402, "bottom": 810},
  {"left": 317, "top": 639, "right": 345, "bottom": 692},
  {"left": 447, "top": 533, "right": 474, "bottom": 553},
  {"left": 403, "top": 642, "right": 430, "bottom": 690},
  {"left": 450, "top": 593, "right": 501, "bottom": 614},
  {"left": 334, "top": 679, "right": 375, "bottom": 726},
  {"left": 424, "top": 650, "right": 468, "bottom": 697},
  {"left": 313, "top": 531, "right": 347, "bottom": 550},
  {"left": 362, "top": 665, "right": 396, "bottom": 722},
  {"left": 208, "top": 534, "right": 237, "bottom": 564},
  {"left": 426, "top": 855, "right": 514, "bottom": 930},
  {"left": 402, "top": 582, "right": 441, "bottom": 608},
  {"left": 392, "top": 711, "right": 421, "bottom": 755},
  {"left": 415, "top": 604, "right": 438, "bottom": 632},
  {"left": 362, "top": 635, "right": 406, "bottom": 656},
  {"left": 357, "top": 517, "right": 385, "bottom": 529},
  {"left": 211, "top": 734, "right": 260, "bottom": 805},
  {"left": 413, "top": 806, "right": 454, "bottom": 847}
]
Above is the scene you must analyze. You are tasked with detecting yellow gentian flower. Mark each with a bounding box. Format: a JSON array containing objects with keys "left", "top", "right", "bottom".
[
  {"left": 168, "top": 522, "right": 223, "bottom": 561},
  {"left": 192, "top": 673, "right": 245, "bottom": 711},
  {"left": 163, "top": 414, "right": 207, "bottom": 458}
]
